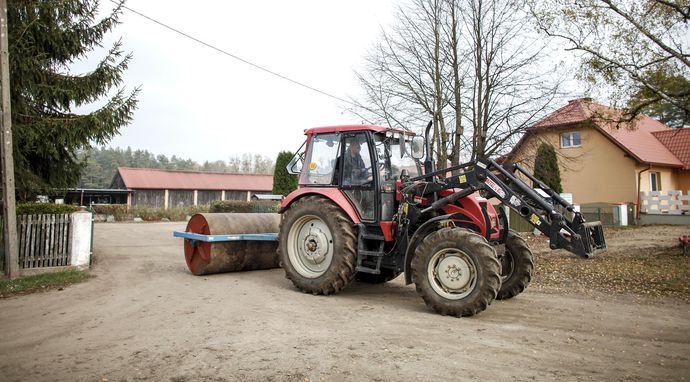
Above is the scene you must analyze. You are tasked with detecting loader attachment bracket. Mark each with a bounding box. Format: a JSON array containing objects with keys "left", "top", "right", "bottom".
[{"left": 573, "top": 222, "right": 607, "bottom": 258}]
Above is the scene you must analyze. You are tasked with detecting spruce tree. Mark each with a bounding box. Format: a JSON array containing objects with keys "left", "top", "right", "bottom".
[
  {"left": 533, "top": 144, "right": 563, "bottom": 194},
  {"left": 272, "top": 151, "right": 298, "bottom": 196},
  {"left": 8, "top": 0, "right": 139, "bottom": 200}
]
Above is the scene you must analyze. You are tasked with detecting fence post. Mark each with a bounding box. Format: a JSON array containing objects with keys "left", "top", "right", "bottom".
[
  {"left": 618, "top": 204, "right": 628, "bottom": 226},
  {"left": 69, "top": 210, "right": 93, "bottom": 269}
]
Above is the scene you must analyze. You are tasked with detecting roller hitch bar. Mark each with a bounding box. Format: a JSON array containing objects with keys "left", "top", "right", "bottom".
[{"left": 173, "top": 231, "right": 279, "bottom": 243}]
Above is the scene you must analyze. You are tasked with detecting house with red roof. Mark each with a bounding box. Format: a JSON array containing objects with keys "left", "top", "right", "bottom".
[
  {"left": 110, "top": 167, "right": 274, "bottom": 209},
  {"left": 505, "top": 98, "right": 690, "bottom": 206}
]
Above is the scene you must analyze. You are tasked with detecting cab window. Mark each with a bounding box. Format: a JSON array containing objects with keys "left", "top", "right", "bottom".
[
  {"left": 341, "top": 135, "right": 373, "bottom": 186},
  {"left": 389, "top": 138, "right": 421, "bottom": 179},
  {"left": 304, "top": 133, "right": 340, "bottom": 185}
]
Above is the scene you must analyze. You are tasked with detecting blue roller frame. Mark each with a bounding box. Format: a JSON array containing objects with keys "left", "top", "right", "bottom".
[{"left": 173, "top": 231, "right": 279, "bottom": 242}]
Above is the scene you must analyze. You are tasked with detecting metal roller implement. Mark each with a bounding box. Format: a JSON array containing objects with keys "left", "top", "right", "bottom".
[{"left": 175, "top": 213, "right": 280, "bottom": 276}]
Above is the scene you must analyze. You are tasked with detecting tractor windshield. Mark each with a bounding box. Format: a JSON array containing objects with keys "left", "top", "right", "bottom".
[
  {"left": 390, "top": 140, "right": 421, "bottom": 179},
  {"left": 375, "top": 134, "right": 421, "bottom": 180}
]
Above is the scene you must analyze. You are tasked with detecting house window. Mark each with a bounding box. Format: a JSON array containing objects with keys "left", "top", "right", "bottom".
[
  {"left": 560, "top": 132, "right": 581, "bottom": 148},
  {"left": 650, "top": 172, "right": 661, "bottom": 191}
]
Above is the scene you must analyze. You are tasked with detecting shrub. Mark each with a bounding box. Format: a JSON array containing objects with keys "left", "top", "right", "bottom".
[
  {"left": 132, "top": 207, "right": 162, "bottom": 221},
  {"left": 131, "top": 205, "right": 210, "bottom": 221},
  {"left": 533, "top": 143, "right": 563, "bottom": 194},
  {"left": 210, "top": 200, "right": 253, "bottom": 213},
  {"left": 273, "top": 150, "right": 298, "bottom": 196},
  {"left": 16, "top": 203, "right": 80, "bottom": 215},
  {"left": 91, "top": 204, "right": 129, "bottom": 221},
  {"left": 210, "top": 200, "right": 280, "bottom": 213},
  {"left": 185, "top": 205, "right": 210, "bottom": 215}
]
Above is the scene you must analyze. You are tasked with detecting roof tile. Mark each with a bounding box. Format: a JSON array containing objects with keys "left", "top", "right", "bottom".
[
  {"left": 651, "top": 129, "right": 690, "bottom": 170},
  {"left": 532, "top": 99, "right": 591, "bottom": 128},
  {"left": 530, "top": 98, "right": 683, "bottom": 168}
]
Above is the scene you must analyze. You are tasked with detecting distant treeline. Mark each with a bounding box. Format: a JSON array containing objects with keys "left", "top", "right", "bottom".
[{"left": 78, "top": 147, "right": 275, "bottom": 189}]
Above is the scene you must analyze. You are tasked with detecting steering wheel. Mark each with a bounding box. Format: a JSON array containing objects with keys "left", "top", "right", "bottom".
[{"left": 363, "top": 166, "right": 375, "bottom": 181}]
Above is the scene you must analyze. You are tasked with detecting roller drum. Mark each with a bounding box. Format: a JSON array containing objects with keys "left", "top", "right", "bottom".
[{"left": 183, "top": 213, "right": 280, "bottom": 275}]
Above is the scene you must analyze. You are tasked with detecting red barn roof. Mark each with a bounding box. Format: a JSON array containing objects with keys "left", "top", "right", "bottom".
[{"left": 114, "top": 167, "right": 273, "bottom": 191}]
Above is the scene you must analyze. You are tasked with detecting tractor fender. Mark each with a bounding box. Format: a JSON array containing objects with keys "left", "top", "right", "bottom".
[
  {"left": 404, "top": 213, "right": 462, "bottom": 285},
  {"left": 281, "top": 188, "right": 362, "bottom": 224}
]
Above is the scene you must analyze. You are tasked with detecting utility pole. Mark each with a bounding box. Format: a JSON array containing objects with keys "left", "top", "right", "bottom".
[{"left": 0, "top": 0, "right": 18, "bottom": 279}]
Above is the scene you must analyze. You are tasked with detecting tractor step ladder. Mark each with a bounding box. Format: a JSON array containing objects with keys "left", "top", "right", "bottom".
[{"left": 356, "top": 225, "right": 386, "bottom": 274}]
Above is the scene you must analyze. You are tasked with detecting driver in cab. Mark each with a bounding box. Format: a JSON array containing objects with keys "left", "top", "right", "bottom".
[{"left": 343, "top": 140, "right": 367, "bottom": 185}]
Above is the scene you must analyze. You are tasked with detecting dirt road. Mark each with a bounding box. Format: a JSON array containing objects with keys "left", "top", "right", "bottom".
[{"left": 1, "top": 222, "right": 689, "bottom": 381}]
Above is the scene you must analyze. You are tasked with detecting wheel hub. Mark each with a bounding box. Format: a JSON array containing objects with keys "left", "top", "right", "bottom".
[
  {"left": 287, "top": 215, "right": 335, "bottom": 279},
  {"left": 436, "top": 254, "right": 472, "bottom": 292},
  {"left": 302, "top": 228, "right": 329, "bottom": 264}
]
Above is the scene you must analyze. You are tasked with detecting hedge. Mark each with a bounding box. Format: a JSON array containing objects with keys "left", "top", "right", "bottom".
[
  {"left": 16, "top": 203, "right": 80, "bottom": 215},
  {"left": 91, "top": 204, "right": 129, "bottom": 221},
  {"left": 210, "top": 200, "right": 280, "bottom": 213},
  {"left": 132, "top": 205, "right": 209, "bottom": 221}
]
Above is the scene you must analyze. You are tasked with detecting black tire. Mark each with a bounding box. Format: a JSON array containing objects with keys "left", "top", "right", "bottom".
[
  {"left": 411, "top": 227, "right": 501, "bottom": 317},
  {"left": 496, "top": 230, "right": 534, "bottom": 300},
  {"left": 355, "top": 269, "right": 401, "bottom": 284},
  {"left": 278, "top": 196, "right": 357, "bottom": 295}
]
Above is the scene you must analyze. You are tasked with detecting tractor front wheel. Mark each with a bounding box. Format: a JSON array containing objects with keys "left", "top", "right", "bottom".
[
  {"left": 412, "top": 227, "right": 501, "bottom": 317},
  {"left": 496, "top": 231, "right": 534, "bottom": 300},
  {"left": 279, "top": 196, "right": 357, "bottom": 295}
]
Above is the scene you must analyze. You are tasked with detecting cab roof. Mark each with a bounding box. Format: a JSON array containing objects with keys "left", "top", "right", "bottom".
[{"left": 304, "top": 124, "right": 413, "bottom": 136}]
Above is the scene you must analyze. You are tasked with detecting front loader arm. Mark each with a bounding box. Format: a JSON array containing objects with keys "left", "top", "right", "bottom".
[{"left": 412, "top": 159, "right": 606, "bottom": 258}]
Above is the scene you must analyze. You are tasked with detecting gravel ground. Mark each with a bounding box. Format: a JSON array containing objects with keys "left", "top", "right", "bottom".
[{"left": 0, "top": 222, "right": 688, "bottom": 381}]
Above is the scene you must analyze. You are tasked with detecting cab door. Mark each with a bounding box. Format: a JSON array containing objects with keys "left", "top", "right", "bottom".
[{"left": 339, "top": 132, "right": 378, "bottom": 222}]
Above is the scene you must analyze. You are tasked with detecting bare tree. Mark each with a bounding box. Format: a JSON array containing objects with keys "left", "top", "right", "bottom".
[
  {"left": 530, "top": 0, "right": 690, "bottom": 125},
  {"left": 351, "top": 0, "right": 563, "bottom": 167},
  {"left": 352, "top": 0, "right": 453, "bottom": 169},
  {"left": 253, "top": 154, "right": 275, "bottom": 174},
  {"left": 459, "top": 0, "right": 562, "bottom": 160}
]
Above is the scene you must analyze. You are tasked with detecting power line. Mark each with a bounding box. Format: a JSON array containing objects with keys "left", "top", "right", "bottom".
[{"left": 112, "top": 1, "right": 358, "bottom": 107}]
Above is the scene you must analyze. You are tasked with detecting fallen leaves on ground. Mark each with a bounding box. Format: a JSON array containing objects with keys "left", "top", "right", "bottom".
[{"left": 523, "top": 225, "right": 690, "bottom": 302}]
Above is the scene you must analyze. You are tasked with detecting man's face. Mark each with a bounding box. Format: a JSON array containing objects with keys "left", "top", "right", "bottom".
[{"left": 350, "top": 144, "right": 360, "bottom": 156}]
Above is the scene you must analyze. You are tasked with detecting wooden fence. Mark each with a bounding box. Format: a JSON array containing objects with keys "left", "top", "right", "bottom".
[{"left": 1, "top": 214, "right": 72, "bottom": 272}]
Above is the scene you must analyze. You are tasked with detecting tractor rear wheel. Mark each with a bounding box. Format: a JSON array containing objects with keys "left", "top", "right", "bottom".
[
  {"left": 279, "top": 196, "right": 357, "bottom": 295},
  {"left": 412, "top": 227, "right": 501, "bottom": 317},
  {"left": 355, "top": 269, "right": 401, "bottom": 284},
  {"left": 496, "top": 231, "right": 534, "bottom": 300}
]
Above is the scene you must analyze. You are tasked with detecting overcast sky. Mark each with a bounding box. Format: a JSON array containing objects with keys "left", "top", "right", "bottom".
[{"left": 76, "top": 0, "right": 398, "bottom": 163}]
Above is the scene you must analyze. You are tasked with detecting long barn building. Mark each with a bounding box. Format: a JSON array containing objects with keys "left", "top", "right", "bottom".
[{"left": 110, "top": 167, "right": 274, "bottom": 209}]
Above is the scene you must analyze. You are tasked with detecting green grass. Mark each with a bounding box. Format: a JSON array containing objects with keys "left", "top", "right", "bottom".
[{"left": 0, "top": 269, "right": 93, "bottom": 298}]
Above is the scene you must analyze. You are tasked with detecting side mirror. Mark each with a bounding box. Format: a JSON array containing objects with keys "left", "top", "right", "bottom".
[
  {"left": 286, "top": 152, "right": 304, "bottom": 175},
  {"left": 411, "top": 136, "right": 425, "bottom": 159}
]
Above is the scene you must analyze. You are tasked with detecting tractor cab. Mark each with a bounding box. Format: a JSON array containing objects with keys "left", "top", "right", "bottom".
[{"left": 286, "top": 125, "right": 423, "bottom": 223}]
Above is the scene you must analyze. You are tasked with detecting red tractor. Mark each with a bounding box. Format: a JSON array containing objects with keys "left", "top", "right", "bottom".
[{"left": 276, "top": 122, "right": 606, "bottom": 316}]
